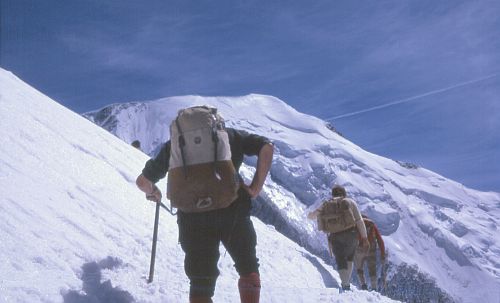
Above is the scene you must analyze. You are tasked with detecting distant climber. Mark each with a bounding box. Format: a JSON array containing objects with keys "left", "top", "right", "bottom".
[
  {"left": 131, "top": 140, "right": 141, "bottom": 150},
  {"left": 308, "top": 185, "right": 369, "bottom": 292},
  {"left": 354, "top": 214, "right": 386, "bottom": 291}
]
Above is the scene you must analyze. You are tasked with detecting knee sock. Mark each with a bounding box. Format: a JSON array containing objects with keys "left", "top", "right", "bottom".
[
  {"left": 339, "top": 262, "right": 354, "bottom": 288},
  {"left": 238, "top": 272, "right": 261, "bottom": 303},
  {"left": 338, "top": 269, "right": 350, "bottom": 288},
  {"left": 347, "top": 261, "right": 354, "bottom": 283}
]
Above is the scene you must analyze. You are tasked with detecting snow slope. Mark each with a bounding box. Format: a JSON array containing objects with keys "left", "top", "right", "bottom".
[
  {"left": 84, "top": 95, "right": 500, "bottom": 303},
  {"left": 0, "top": 70, "right": 401, "bottom": 302}
]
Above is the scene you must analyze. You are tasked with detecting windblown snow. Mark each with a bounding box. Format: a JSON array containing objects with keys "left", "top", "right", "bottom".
[{"left": 0, "top": 70, "right": 405, "bottom": 302}]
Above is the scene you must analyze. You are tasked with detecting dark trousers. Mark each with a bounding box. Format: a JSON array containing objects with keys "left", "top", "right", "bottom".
[
  {"left": 177, "top": 191, "right": 259, "bottom": 298},
  {"left": 329, "top": 228, "right": 359, "bottom": 270}
]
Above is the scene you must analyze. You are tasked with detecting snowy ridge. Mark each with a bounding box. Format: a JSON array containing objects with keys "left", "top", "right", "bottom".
[
  {"left": 85, "top": 94, "right": 500, "bottom": 302},
  {"left": 0, "top": 69, "right": 401, "bottom": 302}
]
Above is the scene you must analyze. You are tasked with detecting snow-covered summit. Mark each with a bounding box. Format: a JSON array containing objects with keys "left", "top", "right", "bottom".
[
  {"left": 0, "top": 69, "right": 402, "bottom": 302},
  {"left": 85, "top": 94, "right": 500, "bottom": 302}
]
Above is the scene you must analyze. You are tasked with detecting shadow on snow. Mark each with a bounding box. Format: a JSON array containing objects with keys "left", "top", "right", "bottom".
[
  {"left": 301, "top": 252, "right": 339, "bottom": 289},
  {"left": 63, "top": 256, "right": 134, "bottom": 303}
]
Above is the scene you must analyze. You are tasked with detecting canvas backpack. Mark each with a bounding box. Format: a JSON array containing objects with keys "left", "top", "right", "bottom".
[
  {"left": 317, "top": 197, "right": 356, "bottom": 233},
  {"left": 167, "top": 105, "right": 239, "bottom": 213}
]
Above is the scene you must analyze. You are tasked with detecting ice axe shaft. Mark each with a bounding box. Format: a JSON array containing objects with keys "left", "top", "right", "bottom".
[{"left": 148, "top": 200, "right": 161, "bottom": 283}]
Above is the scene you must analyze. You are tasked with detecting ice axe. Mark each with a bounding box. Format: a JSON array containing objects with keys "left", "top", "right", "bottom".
[
  {"left": 147, "top": 199, "right": 176, "bottom": 283},
  {"left": 148, "top": 200, "right": 161, "bottom": 283}
]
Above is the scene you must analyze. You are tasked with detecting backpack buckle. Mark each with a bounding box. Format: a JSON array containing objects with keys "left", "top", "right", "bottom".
[{"left": 196, "top": 197, "right": 213, "bottom": 209}]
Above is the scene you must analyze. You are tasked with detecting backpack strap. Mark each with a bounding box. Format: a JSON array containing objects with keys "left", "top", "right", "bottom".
[
  {"left": 339, "top": 198, "right": 349, "bottom": 210},
  {"left": 210, "top": 108, "right": 219, "bottom": 172},
  {"left": 175, "top": 117, "right": 188, "bottom": 179}
]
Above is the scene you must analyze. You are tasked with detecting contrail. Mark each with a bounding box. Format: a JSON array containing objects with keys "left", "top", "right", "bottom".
[{"left": 326, "top": 73, "right": 499, "bottom": 121}]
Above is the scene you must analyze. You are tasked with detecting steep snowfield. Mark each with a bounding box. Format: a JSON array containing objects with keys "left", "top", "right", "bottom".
[
  {"left": 0, "top": 71, "right": 401, "bottom": 302},
  {"left": 84, "top": 95, "right": 500, "bottom": 303}
]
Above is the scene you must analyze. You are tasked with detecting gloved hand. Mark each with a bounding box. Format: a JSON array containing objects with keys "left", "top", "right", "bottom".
[{"left": 146, "top": 184, "right": 162, "bottom": 203}]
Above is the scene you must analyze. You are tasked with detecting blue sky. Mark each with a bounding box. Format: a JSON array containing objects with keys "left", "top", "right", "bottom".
[{"left": 1, "top": 0, "right": 499, "bottom": 192}]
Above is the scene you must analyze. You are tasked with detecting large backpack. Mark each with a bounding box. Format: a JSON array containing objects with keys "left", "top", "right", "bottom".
[
  {"left": 317, "top": 198, "right": 356, "bottom": 233},
  {"left": 167, "top": 106, "right": 239, "bottom": 213}
]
